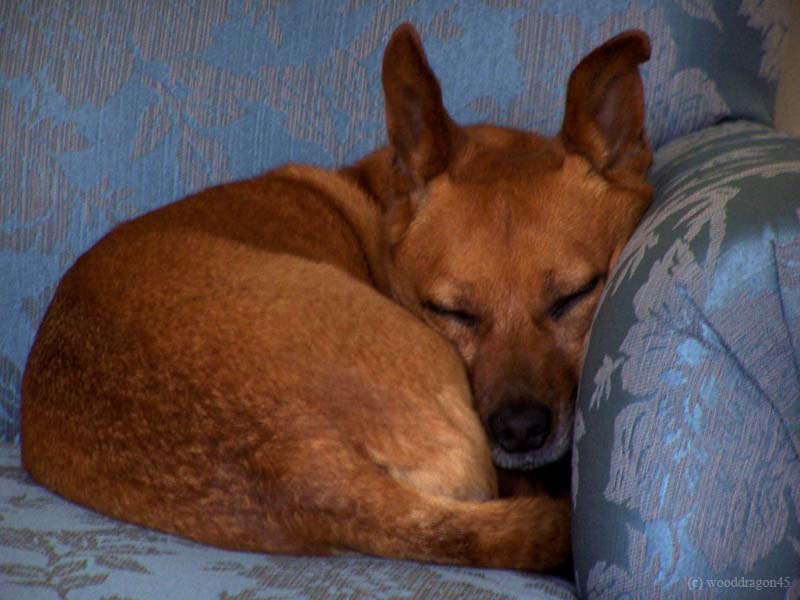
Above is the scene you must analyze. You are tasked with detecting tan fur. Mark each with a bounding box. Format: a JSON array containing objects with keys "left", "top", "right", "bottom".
[{"left": 21, "top": 25, "right": 653, "bottom": 571}]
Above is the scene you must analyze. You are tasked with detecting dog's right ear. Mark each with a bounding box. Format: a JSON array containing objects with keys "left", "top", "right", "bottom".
[
  {"left": 382, "top": 23, "right": 457, "bottom": 192},
  {"left": 560, "top": 30, "right": 652, "bottom": 189}
]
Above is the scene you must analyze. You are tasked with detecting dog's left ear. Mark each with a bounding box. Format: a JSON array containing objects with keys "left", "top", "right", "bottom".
[
  {"left": 560, "top": 30, "right": 652, "bottom": 187},
  {"left": 382, "top": 23, "right": 457, "bottom": 191}
]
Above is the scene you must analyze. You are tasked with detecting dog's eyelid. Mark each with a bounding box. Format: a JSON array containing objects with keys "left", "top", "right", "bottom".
[
  {"left": 549, "top": 275, "right": 601, "bottom": 320},
  {"left": 575, "top": 275, "right": 601, "bottom": 295},
  {"left": 423, "top": 300, "right": 480, "bottom": 328}
]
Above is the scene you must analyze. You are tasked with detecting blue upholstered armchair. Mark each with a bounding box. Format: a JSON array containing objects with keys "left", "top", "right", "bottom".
[{"left": 2, "top": 2, "right": 798, "bottom": 598}]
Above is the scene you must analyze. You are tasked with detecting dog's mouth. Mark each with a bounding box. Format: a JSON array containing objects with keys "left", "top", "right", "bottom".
[
  {"left": 491, "top": 429, "right": 572, "bottom": 470},
  {"left": 489, "top": 410, "right": 573, "bottom": 470}
]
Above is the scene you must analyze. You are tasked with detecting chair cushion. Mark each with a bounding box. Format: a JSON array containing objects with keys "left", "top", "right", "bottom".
[{"left": 574, "top": 121, "right": 800, "bottom": 598}]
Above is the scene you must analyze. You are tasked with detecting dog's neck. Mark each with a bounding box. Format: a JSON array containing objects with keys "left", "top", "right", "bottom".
[
  {"left": 273, "top": 163, "right": 394, "bottom": 297},
  {"left": 338, "top": 148, "right": 414, "bottom": 296},
  {"left": 340, "top": 146, "right": 401, "bottom": 212}
]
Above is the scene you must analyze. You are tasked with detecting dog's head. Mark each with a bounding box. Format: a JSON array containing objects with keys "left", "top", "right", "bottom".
[{"left": 354, "top": 24, "right": 652, "bottom": 470}]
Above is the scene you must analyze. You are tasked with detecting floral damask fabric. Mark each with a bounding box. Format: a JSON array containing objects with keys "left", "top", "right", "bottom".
[
  {"left": 1, "top": 2, "right": 798, "bottom": 598},
  {"left": 0, "top": 0, "right": 792, "bottom": 442},
  {"left": 574, "top": 121, "right": 800, "bottom": 599},
  {"left": 0, "top": 445, "right": 578, "bottom": 600}
]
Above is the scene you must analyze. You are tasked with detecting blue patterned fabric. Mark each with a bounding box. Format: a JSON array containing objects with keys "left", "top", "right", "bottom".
[
  {"left": 2, "top": 2, "right": 798, "bottom": 599},
  {"left": 0, "top": 1, "right": 792, "bottom": 441},
  {"left": 574, "top": 121, "right": 800, "bottom": 598},
  {"left": 0, "top": 444, "right": 577, "bottom": 600}
]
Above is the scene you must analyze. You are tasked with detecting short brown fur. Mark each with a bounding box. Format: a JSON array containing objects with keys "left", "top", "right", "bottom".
[{"left": 22, "top": 25, "right": 652, "bottom": 571}]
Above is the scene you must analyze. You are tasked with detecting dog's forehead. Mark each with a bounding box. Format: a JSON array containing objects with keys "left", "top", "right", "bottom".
[
  {"left": 415, "top": 146, "right": 610, "bottom": 294},
  {"left": 439, "top": 151, "right": 609, "bottom": 230},
  {"left": 420, "top": 183, "right": 599, "bottom": 281},
  {"left": 450, "top": 126, "right": 563, "bottom": 185}
]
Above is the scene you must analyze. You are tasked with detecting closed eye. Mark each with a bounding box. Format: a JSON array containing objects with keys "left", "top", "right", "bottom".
[
  {"left": 549, "top": 276, "right": 601, "bottom": 320},
  {"left": 423, "top": 301, "right": 479, "bottom": 328}
]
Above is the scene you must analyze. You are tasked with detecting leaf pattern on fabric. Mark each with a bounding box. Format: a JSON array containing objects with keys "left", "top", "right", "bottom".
[
  {"left": 738, "top": 0, "right": 793, "bottom": 81},
  {"left": 206, "top": 557, "right": 578, "bottom": 600},
  {"left": 0, "top": 524, "right": 168, "bottom": 599},
  {"left": 0, "top": 357, "right": 21, "bottom": 446},
  {"left": 576, "top": 122, "right": 800, "bottom": 596},
  {"left": 609, "top": 280, "right": 800, "bottom": 571},
  {"left": 0, "top": 2, "right": 231, "bottom": 108},
  {"left": 0, "top": 88, "right": 88, "bottom": 255},
  {"left": 609, "top": 122, "right": 800, "bottom": 296},
  {"left": 571, "top": 408, "right": 586, "bottom": 504},
  {"left": 678, "top": 0, "right": 723, "bottom": 29},
  {"left": 585, "top": 525, "right": 666, "bottom": 599},
  {"left": 468, "top": 2, "right": 731, "bottom": 147},
  {"left": 589, "top": 356, "right": 624, "bottom": 411}
]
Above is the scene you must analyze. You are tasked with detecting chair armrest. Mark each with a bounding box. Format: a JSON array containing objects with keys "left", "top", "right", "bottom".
[{"left": 573, "top": 121, "right": 800, "bottom": 598}]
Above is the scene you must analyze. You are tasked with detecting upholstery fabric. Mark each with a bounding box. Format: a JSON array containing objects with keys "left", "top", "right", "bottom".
[
  {"left": 0, "top": 444, "right": 578, "bottom": 600},
  {"left": 0, "top": 0, "right": 793, "bottom": 442},
  {"left": 574, "top": 121, "right": 800, "bottom": 598},
  {"left": 2, "top": 2, "right": 798, "bottom": 599}
]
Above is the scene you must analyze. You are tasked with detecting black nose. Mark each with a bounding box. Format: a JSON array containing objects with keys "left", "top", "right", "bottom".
[{"left": 489, "top": 403, "right": 551, "bottom": 454}]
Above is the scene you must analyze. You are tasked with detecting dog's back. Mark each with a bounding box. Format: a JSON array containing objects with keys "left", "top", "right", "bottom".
[{"left": 22, "top": 164, "right": 569, "bottom": 568}]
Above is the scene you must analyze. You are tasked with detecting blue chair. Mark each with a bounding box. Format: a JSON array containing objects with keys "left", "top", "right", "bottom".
[{"left": 2, "top": 2, "right": 797, "bottom": 597}]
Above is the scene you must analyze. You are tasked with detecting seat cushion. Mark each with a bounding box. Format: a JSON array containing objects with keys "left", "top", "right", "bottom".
[
  {"left": 574, "top": 121, "right": 800, "bottom": 598},
  {"left": 0, "top": 444, "right": 577, "bottom": 600}
]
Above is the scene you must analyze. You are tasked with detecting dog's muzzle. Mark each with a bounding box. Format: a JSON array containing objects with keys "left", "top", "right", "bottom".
[
  {"left": 488, "top": 401, "right": 572, "bottom": 470},
  {"left": 489, "top": 403, "right": 551, "bottom": 454}
]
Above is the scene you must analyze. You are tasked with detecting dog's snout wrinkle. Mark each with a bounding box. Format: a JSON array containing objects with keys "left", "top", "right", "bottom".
[{"left": 488, "top": 403, "right": 551, "bottom": 454}]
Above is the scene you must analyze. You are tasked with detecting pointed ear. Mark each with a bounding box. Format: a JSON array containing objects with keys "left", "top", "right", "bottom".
[
  {"left": 560, "top": 30, "right": 652, "bottom": 185},
  {"left": 382, "top": 23, "right": 456, "bottom": 190}
]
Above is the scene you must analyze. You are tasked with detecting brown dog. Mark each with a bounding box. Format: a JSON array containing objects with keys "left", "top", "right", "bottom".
[{"left": 21, "top": 24, "right": 652, "bottom": 571}]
